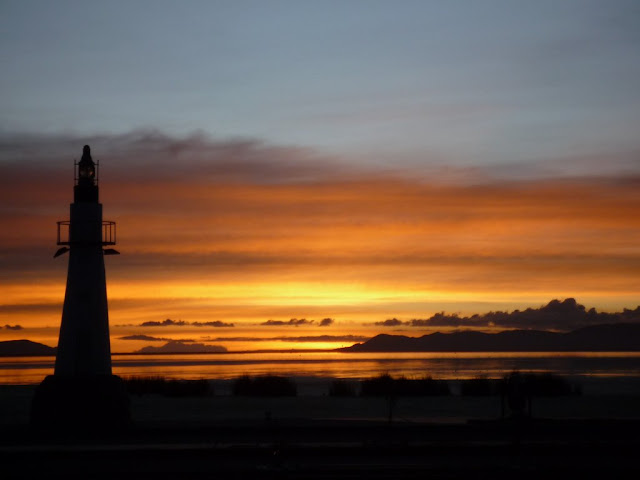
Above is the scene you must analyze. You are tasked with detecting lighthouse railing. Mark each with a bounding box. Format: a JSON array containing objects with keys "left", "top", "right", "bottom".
[
  {"left": 102, "top": 221, "right": 116, "bottom": 245},
  {"left": 57, "top": 220, "right": 116, "bottom": 246}
]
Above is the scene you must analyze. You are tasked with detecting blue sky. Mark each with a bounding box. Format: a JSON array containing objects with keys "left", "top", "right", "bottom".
[{"left": 2, "top": 0, "right": 639, "bottom": 174}]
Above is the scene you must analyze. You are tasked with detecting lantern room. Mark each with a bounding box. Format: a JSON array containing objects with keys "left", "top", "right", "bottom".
[{"left": 74, "top": 145, "right": 99, "bottom": 202}]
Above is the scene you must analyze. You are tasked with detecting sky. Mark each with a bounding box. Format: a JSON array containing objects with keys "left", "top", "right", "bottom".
[{"left": 1, "top": 1, "right": 639, "bottom": 352}]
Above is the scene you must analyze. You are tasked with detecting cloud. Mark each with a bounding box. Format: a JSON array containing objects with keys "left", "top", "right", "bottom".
[
  {"left": 200, "top": 335, "right": 369, "bottom": 343},
  {"left": 135, "top": 341, "right": 227, "bottom": 354},
  {"left": 259, "top": 317, "right": 335, "bottom": 327},
  {"left": 275, "top": 335, "right": 368, "bottom": 343},
  {"left": 374, "top": 318, "right": 405, "bottom": 327},
  {"left": 3, "top": 324, "right": 23, "bottom": 330},
  {"left": 191, "top": 321, "right": 235, "bottom": 328},
  {"left": 0, "top": 130, "right": 346, "bottom": 194},
  {"left": 404, "top": 299, "right": 640, "bottom": 332},
  {"left": 140, "top": 319, "right": 188, "bottom": 327},
  {"left": 118, "top": 334, "right": 195, "bottom": 342},
  {"left": 138, "top": 319, "right": 233, "bottom": 327},
  {"left": 260, "top": 318, "right": 314, "bottom": 327}
]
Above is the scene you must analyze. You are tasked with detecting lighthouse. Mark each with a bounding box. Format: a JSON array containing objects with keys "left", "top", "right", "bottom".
[
  {"left": 31, "top": 145, "right": 129, "bottom": 430},
  {"left": 54, "top": 145, "right": 116, "bottom": 375}
]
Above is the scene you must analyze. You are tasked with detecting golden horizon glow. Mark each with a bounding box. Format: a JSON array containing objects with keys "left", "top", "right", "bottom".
[{"left": 1, "top": 164, "right": 639, "bottom": 353}]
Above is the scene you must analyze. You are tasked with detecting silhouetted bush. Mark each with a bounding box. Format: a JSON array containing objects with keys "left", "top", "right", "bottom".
[
  {"left": 124, "top": 375, "right": 167, "bottom": 395},
  {"left": 123, "top": 376, "right": 211, "bottom": 397},
  {"left": 522, "top": 372, "right": 580, "bottom": 396},
  {"left": 329, "top": 379, "right": 358, "bottom": 397},
  {"left": 460, "top": 377, "right": 502, "bottom": 396},
  {"left": 501, "top": 371, "right": 581, "bottom": 397},
  {"left": 232, "top": 375, "right": 297, "bottom": 397},
  {"left": 360, "top": 374, "right": 450, "bottom": 397}
]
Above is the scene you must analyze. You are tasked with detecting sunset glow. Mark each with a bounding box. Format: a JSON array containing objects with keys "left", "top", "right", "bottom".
[
  {"left": 1, "top": 135, "right": 638, "bottom": 353},
  {"left": 1, "top": 2, "right": 639, "bottom": 354}
]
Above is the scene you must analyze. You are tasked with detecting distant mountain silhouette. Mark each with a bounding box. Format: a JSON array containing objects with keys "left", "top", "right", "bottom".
[
  {"left": 341, "top": 323, "right": 640, "bottom": 352},
  {"left": 0, "top": 340, "right": 56, "bottom": 356},
  {"left": 136, "top": 341, "right": 227, "bottom": 354}
]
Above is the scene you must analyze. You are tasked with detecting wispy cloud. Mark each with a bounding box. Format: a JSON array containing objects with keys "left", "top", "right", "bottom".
[{"left": 118, "top": 334, "right": 194, "bottom": 342}]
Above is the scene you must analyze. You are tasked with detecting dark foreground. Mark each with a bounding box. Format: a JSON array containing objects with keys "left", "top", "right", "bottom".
[
  {"left": 2, "top": 383, "right": 640, "bottom": 479},
  {"left": 2, "top": 417, "right": 640, "bottom": 479}
]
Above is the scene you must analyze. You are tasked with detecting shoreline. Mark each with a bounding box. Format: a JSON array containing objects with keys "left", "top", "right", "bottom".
[
  {"left": 2, "top": 375, "right": 640, "bottom": 429},
  {"left": 3, "top": 350, "right": 640, "bottom": 387},
  {"left": 3, "top": 371, "right": 640, "bottom": 393}
]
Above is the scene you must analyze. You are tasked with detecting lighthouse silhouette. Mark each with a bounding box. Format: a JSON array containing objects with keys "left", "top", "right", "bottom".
[{"left": 31, "top": 145, "right": 130, "bottom": 430}]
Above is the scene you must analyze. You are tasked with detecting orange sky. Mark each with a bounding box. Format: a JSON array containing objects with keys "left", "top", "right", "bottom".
[{"left": 1, "top": 134, "right": 639, "bottom": 352}]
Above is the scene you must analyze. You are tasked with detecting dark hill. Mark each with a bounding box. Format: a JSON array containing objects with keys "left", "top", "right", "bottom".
[
  {"left": 342, "top": 323, "right": 640, "bottom": 352},
  {"left": 0, "top": 340, "right": 57, "bottom": 356}
]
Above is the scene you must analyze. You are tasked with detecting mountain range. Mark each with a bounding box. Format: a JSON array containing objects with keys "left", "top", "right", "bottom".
[
  {"left": 2, "top": 322, "right": 640, "bottom": 355},
  {"left": 0, "top": 340, "right": 56, "bottom": 356},
  {"left": 341, "top": 323, "right": 640, "bottom": 352}
]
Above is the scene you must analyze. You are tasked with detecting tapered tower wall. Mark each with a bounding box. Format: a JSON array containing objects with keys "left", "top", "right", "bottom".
[{"left": 55, "top": 201, "right": 112, "bottom": 376}]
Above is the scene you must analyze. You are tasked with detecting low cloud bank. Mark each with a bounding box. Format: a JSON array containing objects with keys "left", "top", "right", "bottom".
[
  {"left": 119, "top": 334, "right": 195, "bottom": 342},
  {"left": 374, "top": 299, "right": 640, "bottom": 332},
  {"left": 261, "top": 318, "right": 313, "bottom": 327},
  {"left": 139, "top": 319, "right": 234, "bottom": 327},
  {"left": 260, "top": 317, "right": 335, "bottom": 327}
]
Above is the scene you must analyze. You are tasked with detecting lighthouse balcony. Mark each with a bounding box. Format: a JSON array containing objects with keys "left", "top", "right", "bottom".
[{"left": 57, "top": 221, "right": 117, "bottom": 246}]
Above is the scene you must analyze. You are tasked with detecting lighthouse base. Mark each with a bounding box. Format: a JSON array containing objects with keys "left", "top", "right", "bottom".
[{"left": 31, "top": 374, "right": 131, "bottom": 433}]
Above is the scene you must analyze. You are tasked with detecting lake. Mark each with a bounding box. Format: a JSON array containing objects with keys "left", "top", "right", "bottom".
[{"left": 2, "top": 351, "right": 640, "bottom": 388}]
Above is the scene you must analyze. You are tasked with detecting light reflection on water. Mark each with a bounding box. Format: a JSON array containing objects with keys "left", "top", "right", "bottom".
[{"left": 1, "top": 351, "right": 640, "bottom": 385}]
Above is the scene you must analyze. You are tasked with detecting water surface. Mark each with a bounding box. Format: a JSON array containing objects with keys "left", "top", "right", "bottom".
[{"left": 2, "top": 351, "right": 640, "bottom": 385}]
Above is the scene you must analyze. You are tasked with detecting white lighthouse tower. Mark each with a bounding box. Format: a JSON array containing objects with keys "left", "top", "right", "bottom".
[{"left": 31, "top": 145, "right": 129, "bottom": 430}]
